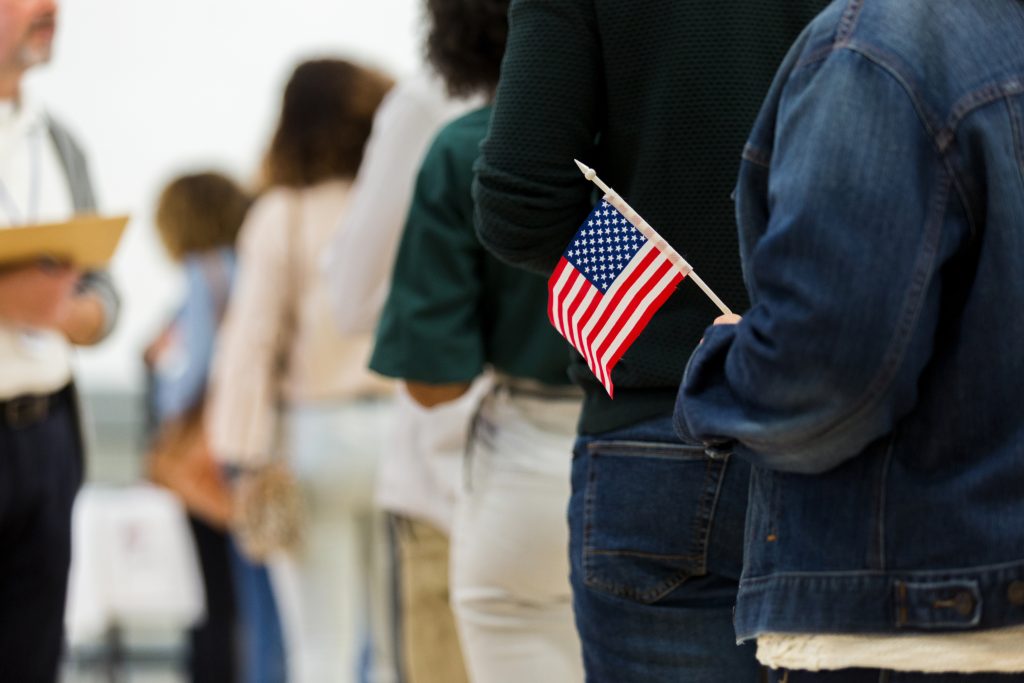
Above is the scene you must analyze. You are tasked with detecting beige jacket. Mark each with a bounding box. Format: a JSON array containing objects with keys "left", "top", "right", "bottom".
[{"left": 208, "top": 181, "right": 391, "bottom": 465}]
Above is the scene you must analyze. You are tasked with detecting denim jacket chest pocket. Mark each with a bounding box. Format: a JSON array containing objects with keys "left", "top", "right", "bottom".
[{"left": 579, "top": 439, "right": 737, "bottom": 603}]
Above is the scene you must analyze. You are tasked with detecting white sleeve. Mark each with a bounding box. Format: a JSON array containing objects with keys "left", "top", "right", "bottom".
[
  {"left": 323, "top": 78, "right": 467, "bottom": 334},
  {"left": 207, "top": 191, "right": 291, "bottom": 465}
]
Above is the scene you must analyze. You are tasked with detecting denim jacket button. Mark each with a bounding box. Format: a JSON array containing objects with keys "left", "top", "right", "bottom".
[
  {"left": 953, "top": 591, "right": 976, "bottom": 617},
  {"left": 702, "top": 441, "right": 731, "bottom": 460},
  {"left": 1008, "top": 581, "right": 1024, "bottom": 606}
]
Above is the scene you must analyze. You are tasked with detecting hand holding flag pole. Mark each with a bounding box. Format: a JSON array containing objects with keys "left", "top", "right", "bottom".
[
  {"left": 574, "top": 159, "right": 732, "bottom": 316},
  {"left": 547, "top": 161, "right": 735, "bottom": 396}
]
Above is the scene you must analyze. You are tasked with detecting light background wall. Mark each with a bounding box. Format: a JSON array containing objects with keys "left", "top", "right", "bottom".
[{"left": 24, "top": 0, "right": 423, "bottom": 392}]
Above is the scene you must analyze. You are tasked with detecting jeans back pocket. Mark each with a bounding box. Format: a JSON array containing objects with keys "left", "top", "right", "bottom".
[{"left": 580, "top": 440, "right": 729, "bottom": 603}]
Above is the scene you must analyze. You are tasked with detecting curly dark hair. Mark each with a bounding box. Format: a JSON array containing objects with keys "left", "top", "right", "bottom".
[
  {"left": 262, "top": 59, "right": 393, "bottom": 188},
  {"left": 424, "top": 0, "right": 510, "bottom": 98},
  {"left": 155, "top": 172, "right": 251, "bottom": 260}
]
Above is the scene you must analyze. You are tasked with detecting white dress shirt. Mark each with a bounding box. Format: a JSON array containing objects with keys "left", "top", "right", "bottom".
[{"left": 0, "top": 98, "right": 76, "bottom": 399}]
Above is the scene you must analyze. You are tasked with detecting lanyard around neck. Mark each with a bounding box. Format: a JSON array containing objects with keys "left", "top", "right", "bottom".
[{"left": 0, "top": 127, "right": 42, "bottom": 225}]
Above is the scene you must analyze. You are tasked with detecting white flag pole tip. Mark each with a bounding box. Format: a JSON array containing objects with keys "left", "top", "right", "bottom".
[{"left": 574, "top": 159, "right": 596, "bottom": 181}]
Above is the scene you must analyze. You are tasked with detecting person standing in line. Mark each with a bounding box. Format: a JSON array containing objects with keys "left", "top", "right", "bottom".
[
  {"left": 677, "top": 1, "right": 1024, "bottom": 681},
  {"left": 207, "top": 58, "right": 395, "bottom": 683},
  {"left": 146, "top": 172, "right": 251, "bottom": 683},
  {"left": 152, "top": 180, "right": 288, "bottom": 683},
  {"left": 473, "top": 1, "right": 826, "bottom": 680},
  {"left": 322, "top": 46, "right": 481, "bottom": 683},
  {"left": 369, "top": 1, "right": 584, "bottom": 681},
  {"left": 0, "top": 1, "right": 120, "bottom": 680}
]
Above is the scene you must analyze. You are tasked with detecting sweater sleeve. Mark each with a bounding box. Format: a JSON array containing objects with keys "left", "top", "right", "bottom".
[
  {"left": 473, "top": 0, "right": 601, "bottom": 274},
  {"left": 370, "top": 125, "right": 486, "bottom": 384},
  {"left": 207, "top": 192, "right": 291, "bottom": 466}
]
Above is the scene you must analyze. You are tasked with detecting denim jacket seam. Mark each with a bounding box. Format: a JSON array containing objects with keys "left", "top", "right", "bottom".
[
  {"left": 741, "top": 143, "right": 771, "bottom": 169},
  {"left": 745, "top": 50, "right": 838, "bottom": 171},
  {"left": 872, "top": 437, "right": 896, "bottom": 571},
  {"left": 831, "top": 41, "right": 978, "bottom": 240},
  {"left": 790, "top": 0, "right": 863, "bottom": 72},
  {"left": 943, "top": 79, "right": 1024, "bottom": 145},
  {"left": 742, "top": 557, "right": 1024, "bottom": 585},
  {"left": 1003, "top": 91, "right": 1024, "bottom": 192},
  {"left": 792, "top": 43, "right": 840, "bottom": 73},
  {"left": 842, "top": 42, "right": 943, "bottom": 140},
  {"left": 848, "top": 45, "right": 1024, "bottom": 240},
  {"left": 935, "top": 82, "right": 1024, "bottom": 240},
  {"left": 835, "top": 0, "right": 865, "bottom": 44}
]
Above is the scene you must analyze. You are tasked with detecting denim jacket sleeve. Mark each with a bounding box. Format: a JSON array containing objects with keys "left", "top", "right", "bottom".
[{"left": 678, "top": 47, "right": 962, "bottom": 475}]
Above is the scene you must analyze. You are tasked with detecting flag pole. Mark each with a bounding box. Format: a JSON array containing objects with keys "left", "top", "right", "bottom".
[{"left": 574, "top": 160, "right": 733, "bottom": 316}]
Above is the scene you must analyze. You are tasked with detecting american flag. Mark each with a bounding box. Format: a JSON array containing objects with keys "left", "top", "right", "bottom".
[{"left": 548, "top": 200, "right": 688, "bottom": 397}]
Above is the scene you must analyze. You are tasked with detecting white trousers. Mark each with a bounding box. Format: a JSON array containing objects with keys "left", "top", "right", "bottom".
[
  {"left": 450, "top": 388, "right": 584, "bottom": 683},
  {"left": 271, "top": 400, "right": 397, "bottom": 683}
]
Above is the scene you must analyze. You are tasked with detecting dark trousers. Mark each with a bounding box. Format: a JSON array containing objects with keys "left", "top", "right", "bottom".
[
  {"left": 187, "top": 515, "right": 238, "bottom": 683},
  {"left": 770, "top": 668, "right": 1024, "bottom": 682},
  {"left": 0, "top": 386, "right": 83, "bottom": 683}
]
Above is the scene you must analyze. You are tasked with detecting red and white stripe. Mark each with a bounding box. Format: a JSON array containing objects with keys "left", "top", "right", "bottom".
[{"left": 548, "top": 242, "right": 687, "bottom": 397}]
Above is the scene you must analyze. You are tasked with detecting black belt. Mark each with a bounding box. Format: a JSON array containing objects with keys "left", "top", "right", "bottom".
[{"left": 0, "top": 385, "right": 71, "bottom": 429}]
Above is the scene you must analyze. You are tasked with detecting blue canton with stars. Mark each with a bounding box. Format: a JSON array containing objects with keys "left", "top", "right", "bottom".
[{"left": 563, "top": 201, "right": 647, "bottom": 291}]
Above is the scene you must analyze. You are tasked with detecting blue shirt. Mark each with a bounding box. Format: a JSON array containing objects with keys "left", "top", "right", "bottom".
[{"left": 151, "top": 249, "right": 235, "bottom": 422}]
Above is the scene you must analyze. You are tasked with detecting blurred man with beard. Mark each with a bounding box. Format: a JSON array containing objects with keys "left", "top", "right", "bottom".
[{"left": 0, "top": 1, "right": 119, "bottom": 680}]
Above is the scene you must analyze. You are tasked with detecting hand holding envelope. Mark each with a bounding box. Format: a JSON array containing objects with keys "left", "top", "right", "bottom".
[
  {"left": 0, "top": 214, "right": 129, "bottom": 270},
  {"left": 0, "top": 263, "right": 80, "bottom": 329},
  {"left": 0, "top": 215, "right": 128, "bottom": 336}
]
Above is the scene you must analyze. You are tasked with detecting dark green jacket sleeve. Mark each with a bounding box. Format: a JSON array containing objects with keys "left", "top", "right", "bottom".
[
  {"left": 370, "top": 130, "right": 486, "bottom": 383},
  {"left": 473, "top": 0, "right": 600, "bottom": 274}
]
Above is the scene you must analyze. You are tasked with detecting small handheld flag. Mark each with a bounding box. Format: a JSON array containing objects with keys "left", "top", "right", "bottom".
[{"left": 547, "top": 161, "right": 732, "bottom": 397}]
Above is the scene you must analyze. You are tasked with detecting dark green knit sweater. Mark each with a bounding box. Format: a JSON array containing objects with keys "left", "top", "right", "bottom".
[{"left": 474, "top": 0, "right": 828, "bottom": 434}]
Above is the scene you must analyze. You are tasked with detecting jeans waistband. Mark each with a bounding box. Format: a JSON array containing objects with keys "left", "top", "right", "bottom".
[{"left": 493, "top": 374, "right": 583, "bottom": 401}]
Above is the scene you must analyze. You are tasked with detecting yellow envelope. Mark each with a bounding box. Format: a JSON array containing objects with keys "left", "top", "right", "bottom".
[{"left": 0, "top": 214, "right": 129, "bottom": 269}]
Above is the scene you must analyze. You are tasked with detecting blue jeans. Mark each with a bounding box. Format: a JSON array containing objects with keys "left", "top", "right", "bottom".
[
  {"left": 569, "top": 416, "right": 757, "bottom": 682},
  {"left": 228, "top": 539, "right": 288, "bottom": 683},
  {"left": 769, "top": 669, "right": 1024, "bottom": 682}
]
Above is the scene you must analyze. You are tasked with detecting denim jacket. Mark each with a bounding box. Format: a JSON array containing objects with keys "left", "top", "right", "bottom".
[{"left": 676, "top": 0, "right": 1024, "bottom": 639}]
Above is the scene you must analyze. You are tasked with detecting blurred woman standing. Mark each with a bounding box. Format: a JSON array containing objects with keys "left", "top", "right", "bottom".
[
  {"left": 148, "top": 171, "right": 264, "bottom": 683},
  {"left": 207, "top": 59, "right": 395, "bottom": 683}
]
